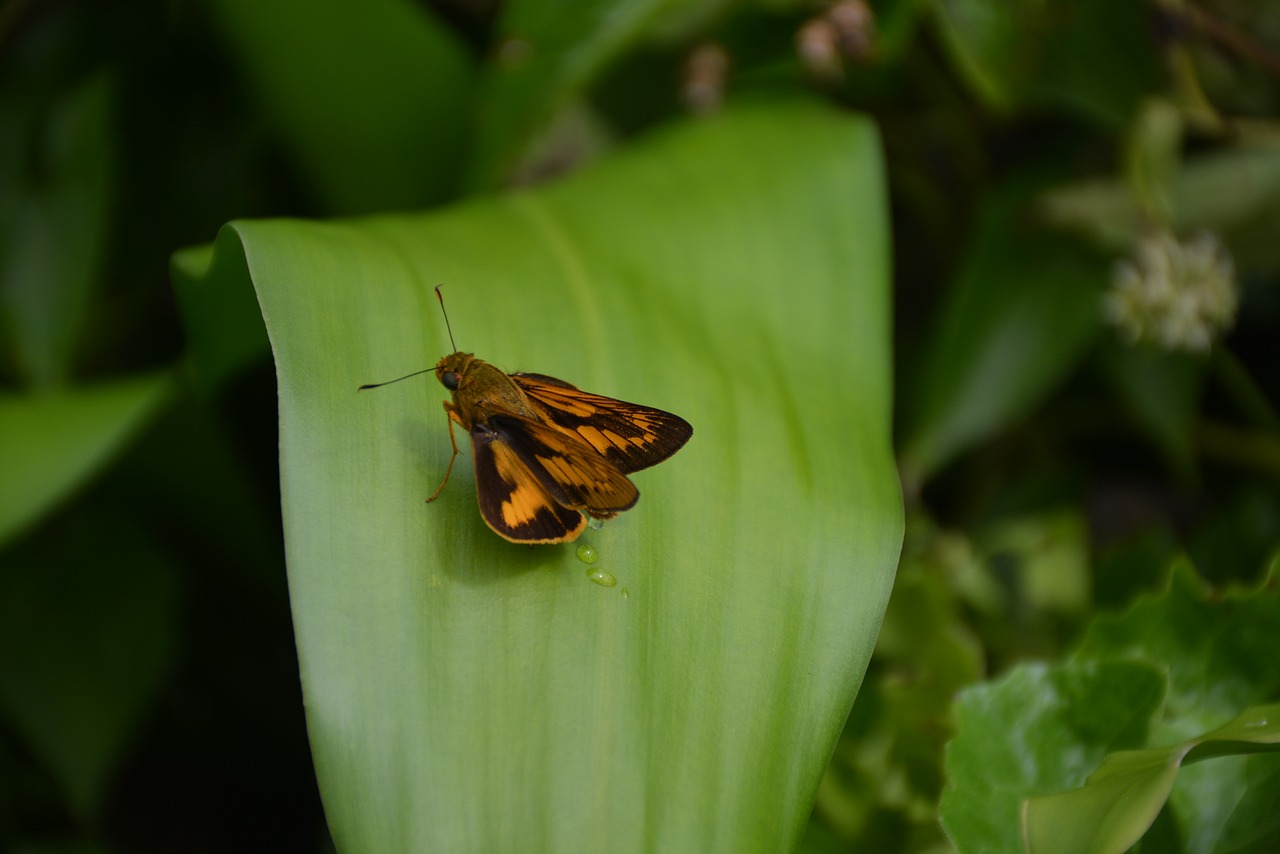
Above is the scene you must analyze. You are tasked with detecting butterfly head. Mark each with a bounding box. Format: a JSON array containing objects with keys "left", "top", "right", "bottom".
[{"left": 435, "top": 352, "right": 476, "bottom": 392}]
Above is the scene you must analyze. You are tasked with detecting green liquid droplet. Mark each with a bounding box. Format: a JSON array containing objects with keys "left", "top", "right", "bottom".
[
  {"left": 587, "top": 568, "right": 617, "bottom": 588},
  {"left": 575, "top": 544, "right": 598, "bottom": 564},
  {"left": 620, "top": 587, "right": 630, "bottom": 599},
  {"left": 588, "top": 517, "right": 605, "bottom": 531}
]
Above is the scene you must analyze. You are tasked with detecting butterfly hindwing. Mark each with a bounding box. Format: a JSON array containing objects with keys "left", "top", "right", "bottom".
[
  {"left": 512, "top": 373, "right": 693, "bottom": 474},
  {"left": 485, "top": 415, "right": 639, "bottom": 514},
  {"left": 470, "top": 425, "right": 587, "bottom": 544}
]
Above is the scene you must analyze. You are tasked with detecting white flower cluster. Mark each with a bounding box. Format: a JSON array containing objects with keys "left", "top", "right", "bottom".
[{"left": 1105, "top": 231, "right": 1238, "bottom": 352}]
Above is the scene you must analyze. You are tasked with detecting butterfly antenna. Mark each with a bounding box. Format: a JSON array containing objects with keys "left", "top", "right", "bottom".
[
  {"left": 357, "top": 367, "right": 437, "bottom": 391},
  {"left": 435, "top": 285, "right": 457, "bottom": 351},
  {"left": 358, "top": 284, "right": 455, "bottom": 391}
]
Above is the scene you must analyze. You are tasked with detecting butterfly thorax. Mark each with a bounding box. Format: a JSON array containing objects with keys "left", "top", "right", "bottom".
[{"left": 436, "top": 351, "right": 538, "bottom": 427}]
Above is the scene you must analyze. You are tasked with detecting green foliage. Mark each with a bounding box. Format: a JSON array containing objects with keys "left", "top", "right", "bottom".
[
  {"left": 0, "top": 72, "right": 114, "bottom": 388},
  {"left": 1077, "top": 561, "right": 1280, "bottom": 738},
  {"left": 0, "top": 513, "right": 179, "bottom": 820},
  {"left": 1040, "top": 141, "right": 1280, "bottom": 275},
  {"left": 3, "top": 0, "right": 1279, "bottom": 851},
  {"left": 941, "top": 659, "right": 1167, "bottom": 852},
  {"left": 934, "top": 0, "right": 1163, "bottom": 125},
  {"left": 0, "top": 372, "right": 172, "bottom": 546},
  {"left": 809, "top": 515, "right": 986, "bottom": 851},
  {"left": 1098, "top": 342, "right": 1206, "bottom": 479},
  {"left": 899, "top": 179, "right": 1109, "bottom": 484},
  {"left": 942, "top": 559, "right": 1280, "bottom": 853},
  {"left": 1024, "top": 704, "right": 1280, "bottom": 854},
  {"left": 206, "top": 0, "right": 475, "bottom": 214},
  {"left": 466, "top": 0, "right": 694, "bottom": 187}
]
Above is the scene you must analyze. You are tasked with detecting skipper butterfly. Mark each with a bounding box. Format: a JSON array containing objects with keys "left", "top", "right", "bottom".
[{"left": 360, "top": 287, "right": 693, "bottom": 543}]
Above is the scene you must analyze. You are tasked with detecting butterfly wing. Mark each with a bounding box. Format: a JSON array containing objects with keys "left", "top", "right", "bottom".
[
  {"left": 470, "top": 426, "right": 587, "bottom": 544},
  {"left": 485, "top": 414, "right": 640, "bottom": 513},
  {"left": 512, "top": 373, "right": 693, "bottom": 474},
  {"left": 469, "top": 414, "right": 640, "bottom": 543}
]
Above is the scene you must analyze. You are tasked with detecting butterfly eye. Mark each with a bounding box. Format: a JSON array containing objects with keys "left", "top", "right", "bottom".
[{"left": 441, "top": 371, "right": 459, "bottom": 390}]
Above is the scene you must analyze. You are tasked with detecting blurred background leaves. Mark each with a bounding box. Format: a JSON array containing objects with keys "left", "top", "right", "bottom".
[{"left": 2, "top": 0, "right": 1279, "bottom": 852}]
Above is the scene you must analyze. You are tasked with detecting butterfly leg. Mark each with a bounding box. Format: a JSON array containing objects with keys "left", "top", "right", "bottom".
[{"left": 427, "top": 403, "right": 465, "bottom": 503}]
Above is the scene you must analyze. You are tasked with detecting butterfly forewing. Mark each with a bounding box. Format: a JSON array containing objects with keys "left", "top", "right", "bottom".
[{"left": 513, "top": 373, "right": 694, "bottom": 474}]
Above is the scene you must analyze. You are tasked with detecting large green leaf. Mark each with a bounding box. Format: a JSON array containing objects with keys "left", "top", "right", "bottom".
[{"left": 173, "top": 100, "right": 902, "bottom": 852}]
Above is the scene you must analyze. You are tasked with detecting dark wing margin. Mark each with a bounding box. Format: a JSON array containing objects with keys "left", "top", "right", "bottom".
[
  {"left": 470, "top": 425, "right": 586, "bottom": 543},
  {"left": 512, "top": 373, "right": 693, "bottom": 474}
]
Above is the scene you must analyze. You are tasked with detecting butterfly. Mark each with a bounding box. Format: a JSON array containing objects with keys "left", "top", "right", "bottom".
[{"left": 360, "top": 287, "right": 693, "bottom": 543}]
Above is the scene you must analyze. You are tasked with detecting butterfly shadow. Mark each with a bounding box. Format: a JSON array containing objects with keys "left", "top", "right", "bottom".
[{"left": 392, "top": 417, "right": 558, "bottom": 586}]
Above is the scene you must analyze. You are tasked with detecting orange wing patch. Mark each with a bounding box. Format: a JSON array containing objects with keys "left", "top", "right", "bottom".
[
  {"left": 492, "top": 444, "right": 555, "bottom": 528},
  {"left": 574, "top": 424, "right": 657, "bottom": 456},
  {"left": 472, "top": 428, "right": 587, "bottom": 543},
  {"left": 536, "top": 453, "right": 597, "bottom": 490}
]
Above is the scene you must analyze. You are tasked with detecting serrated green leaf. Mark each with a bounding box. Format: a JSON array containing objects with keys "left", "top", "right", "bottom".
[
  {"left": 939, "top": 660, "right": 1165, "bottom": 853},
  {"left": 1076, "top": 560, "right": 1280, "bottom": 734},
  {"left": 1023, "top": 704, "right": 1280, "bottom": 854},
  {"left": 172, "top": 100, "right": 902, "bottom": 852},
  {"left": 1075, "top": 558, "right": 1280, "bottom": 851}
]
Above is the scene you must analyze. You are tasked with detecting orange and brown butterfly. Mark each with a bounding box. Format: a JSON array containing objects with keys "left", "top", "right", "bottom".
[{"left": 359, "top": 287, "right": 693, "bottom": 544}]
